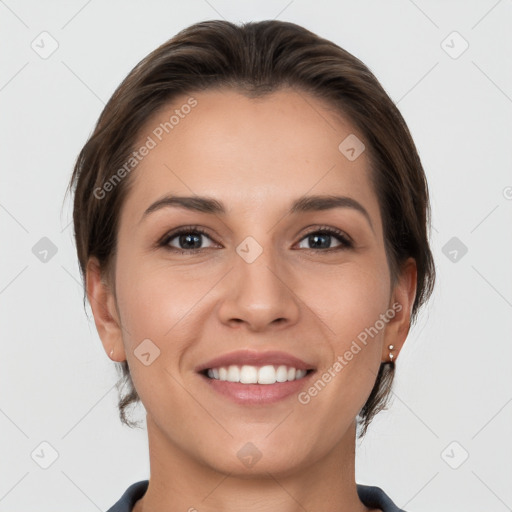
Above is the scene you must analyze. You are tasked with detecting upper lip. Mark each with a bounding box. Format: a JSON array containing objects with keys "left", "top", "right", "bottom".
[{"left": 195, "top": 349, "right": 316, "bottom": 373}]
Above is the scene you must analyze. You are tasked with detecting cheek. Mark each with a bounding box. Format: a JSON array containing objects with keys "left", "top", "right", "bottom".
[
  {"left": 308, "top": 260, "right": 391, "bottom": 401},
  {"left": 113, "top": 258, "right": 203, "bottom": 410},
  {"left": 115, "top": 256, "right": 210, "bottom": 341},
  {"left": 116, "top": 247, "right": 391, "bottom": 356},
  {"left": 311, "top": 259, "right": 391, "bottom": 342}
]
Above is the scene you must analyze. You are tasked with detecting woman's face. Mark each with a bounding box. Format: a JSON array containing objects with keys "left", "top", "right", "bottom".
[{"left": 89, "top": 87, "right": 415, "bottom": 476}]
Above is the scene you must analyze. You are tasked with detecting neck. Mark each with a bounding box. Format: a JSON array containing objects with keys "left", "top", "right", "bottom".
[{"left": 134, "top": 416, "right": 372, "bottom": 512}]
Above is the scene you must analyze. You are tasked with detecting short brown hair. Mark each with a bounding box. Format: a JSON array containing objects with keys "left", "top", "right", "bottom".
[{"left": 67, "top": 19, "right": 435, "bottom": 436}]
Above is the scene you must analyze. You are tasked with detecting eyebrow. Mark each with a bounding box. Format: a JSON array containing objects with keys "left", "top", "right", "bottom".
[{"left": 140, "top": 194, "right": 374, "bottom": 231}]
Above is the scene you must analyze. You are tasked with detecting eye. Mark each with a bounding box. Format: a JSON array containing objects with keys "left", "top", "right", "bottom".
[
  {"left": 296, "top": 226, "right": 353, "bottom": 251},
  {"left": 158, "top": 225, "right": 353, "bottom": 254},
  {"left": 159, "top": 226, "right": 217, "bottom": 253}
]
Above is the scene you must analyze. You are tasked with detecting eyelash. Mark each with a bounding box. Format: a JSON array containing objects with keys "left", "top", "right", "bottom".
[{"left": 157, "top": 225, "right": 354, "bottom": 254}]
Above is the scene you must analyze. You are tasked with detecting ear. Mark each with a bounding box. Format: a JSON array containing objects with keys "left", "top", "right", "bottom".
[
  {"left": 381, "top": 257, "right": 417, "bottom": 363},
  {"left": 86, "top": 257, "right": 126, "bottom": 362}
]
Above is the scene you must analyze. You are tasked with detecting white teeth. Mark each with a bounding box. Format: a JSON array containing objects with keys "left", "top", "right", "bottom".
[
  {"left": 276, "top": 365, "right": 288, "bottom": 382},
  {"left": 240, "top": 365, "right": 258, "bottom": 384},
  {"left": 205, "top": 364, "right": 309, "bottom": 384},
  {"left": 227, "top": 365, "right": 240, "bottom": 382},
  {"left": 258, "top": 365, "right": 276, "bottom": 384}
]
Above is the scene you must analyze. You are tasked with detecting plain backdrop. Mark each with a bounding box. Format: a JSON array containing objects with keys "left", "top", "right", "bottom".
[{"left": 1, "top": 1, "right": 511, "bottom": 511}]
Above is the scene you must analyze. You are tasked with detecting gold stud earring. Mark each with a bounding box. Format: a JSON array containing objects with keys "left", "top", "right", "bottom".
[{"left": 388, "top": 344, "right": 395, "bottom": 362}]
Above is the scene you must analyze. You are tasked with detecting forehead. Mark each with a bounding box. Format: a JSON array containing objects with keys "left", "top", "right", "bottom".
[{"left": 121, "top": 87, "right": 379, "bottom": 223}]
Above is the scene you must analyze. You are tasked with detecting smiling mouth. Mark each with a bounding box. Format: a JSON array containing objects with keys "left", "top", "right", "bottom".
[{"left": 200, "top": 364, "right": 315, "bottom": 385}]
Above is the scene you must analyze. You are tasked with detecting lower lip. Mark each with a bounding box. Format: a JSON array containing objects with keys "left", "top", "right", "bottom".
[{"left": 200, "top": 372, "right": 315, "bottom": 405}]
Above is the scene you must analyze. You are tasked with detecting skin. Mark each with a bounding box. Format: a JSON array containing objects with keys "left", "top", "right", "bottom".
[{"left": 87, "top": 87, "right": 417, "bottom": 512}]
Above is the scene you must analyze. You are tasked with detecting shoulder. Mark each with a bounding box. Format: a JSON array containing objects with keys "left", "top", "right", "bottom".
[
  {"left": 106, "top": 480, "right": 149, "bottom": 512},
  {"left": 106, "top": 480, "right": 406, "bottom": 512},
  {"left": 356, "top": 483, "right": 407, "bottom": 512}
]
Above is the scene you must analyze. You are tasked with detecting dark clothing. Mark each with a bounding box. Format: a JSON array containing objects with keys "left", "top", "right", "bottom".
[{"left": 106, "top": 480, "right": 406, "bottom": 511}]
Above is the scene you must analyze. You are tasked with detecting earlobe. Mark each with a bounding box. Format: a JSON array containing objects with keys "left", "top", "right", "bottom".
[
  {"left": 382, "top": 258, "right": 417, "bottom": 362},
  {"left": 86, "top": 257, "right": 126, "bottom": 362}
]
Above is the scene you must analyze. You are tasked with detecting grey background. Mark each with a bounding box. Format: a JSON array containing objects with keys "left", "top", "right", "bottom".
[{"left": 1, "top": 0, "right": 511, "bottom": 510}]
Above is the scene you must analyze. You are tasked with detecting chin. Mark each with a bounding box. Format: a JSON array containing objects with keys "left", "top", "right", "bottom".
[{"left": 196, "top": 437, "right": 314, "bottom": 478}]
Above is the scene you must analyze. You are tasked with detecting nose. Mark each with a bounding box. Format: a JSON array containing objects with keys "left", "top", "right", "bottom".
[{"left": 216, "top": 241, "right": 301, "bottom": 332}]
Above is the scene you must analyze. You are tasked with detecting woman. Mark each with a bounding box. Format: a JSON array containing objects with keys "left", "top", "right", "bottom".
[{"left": 67, "top": 19, "right": 435, "bottom": 512}]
